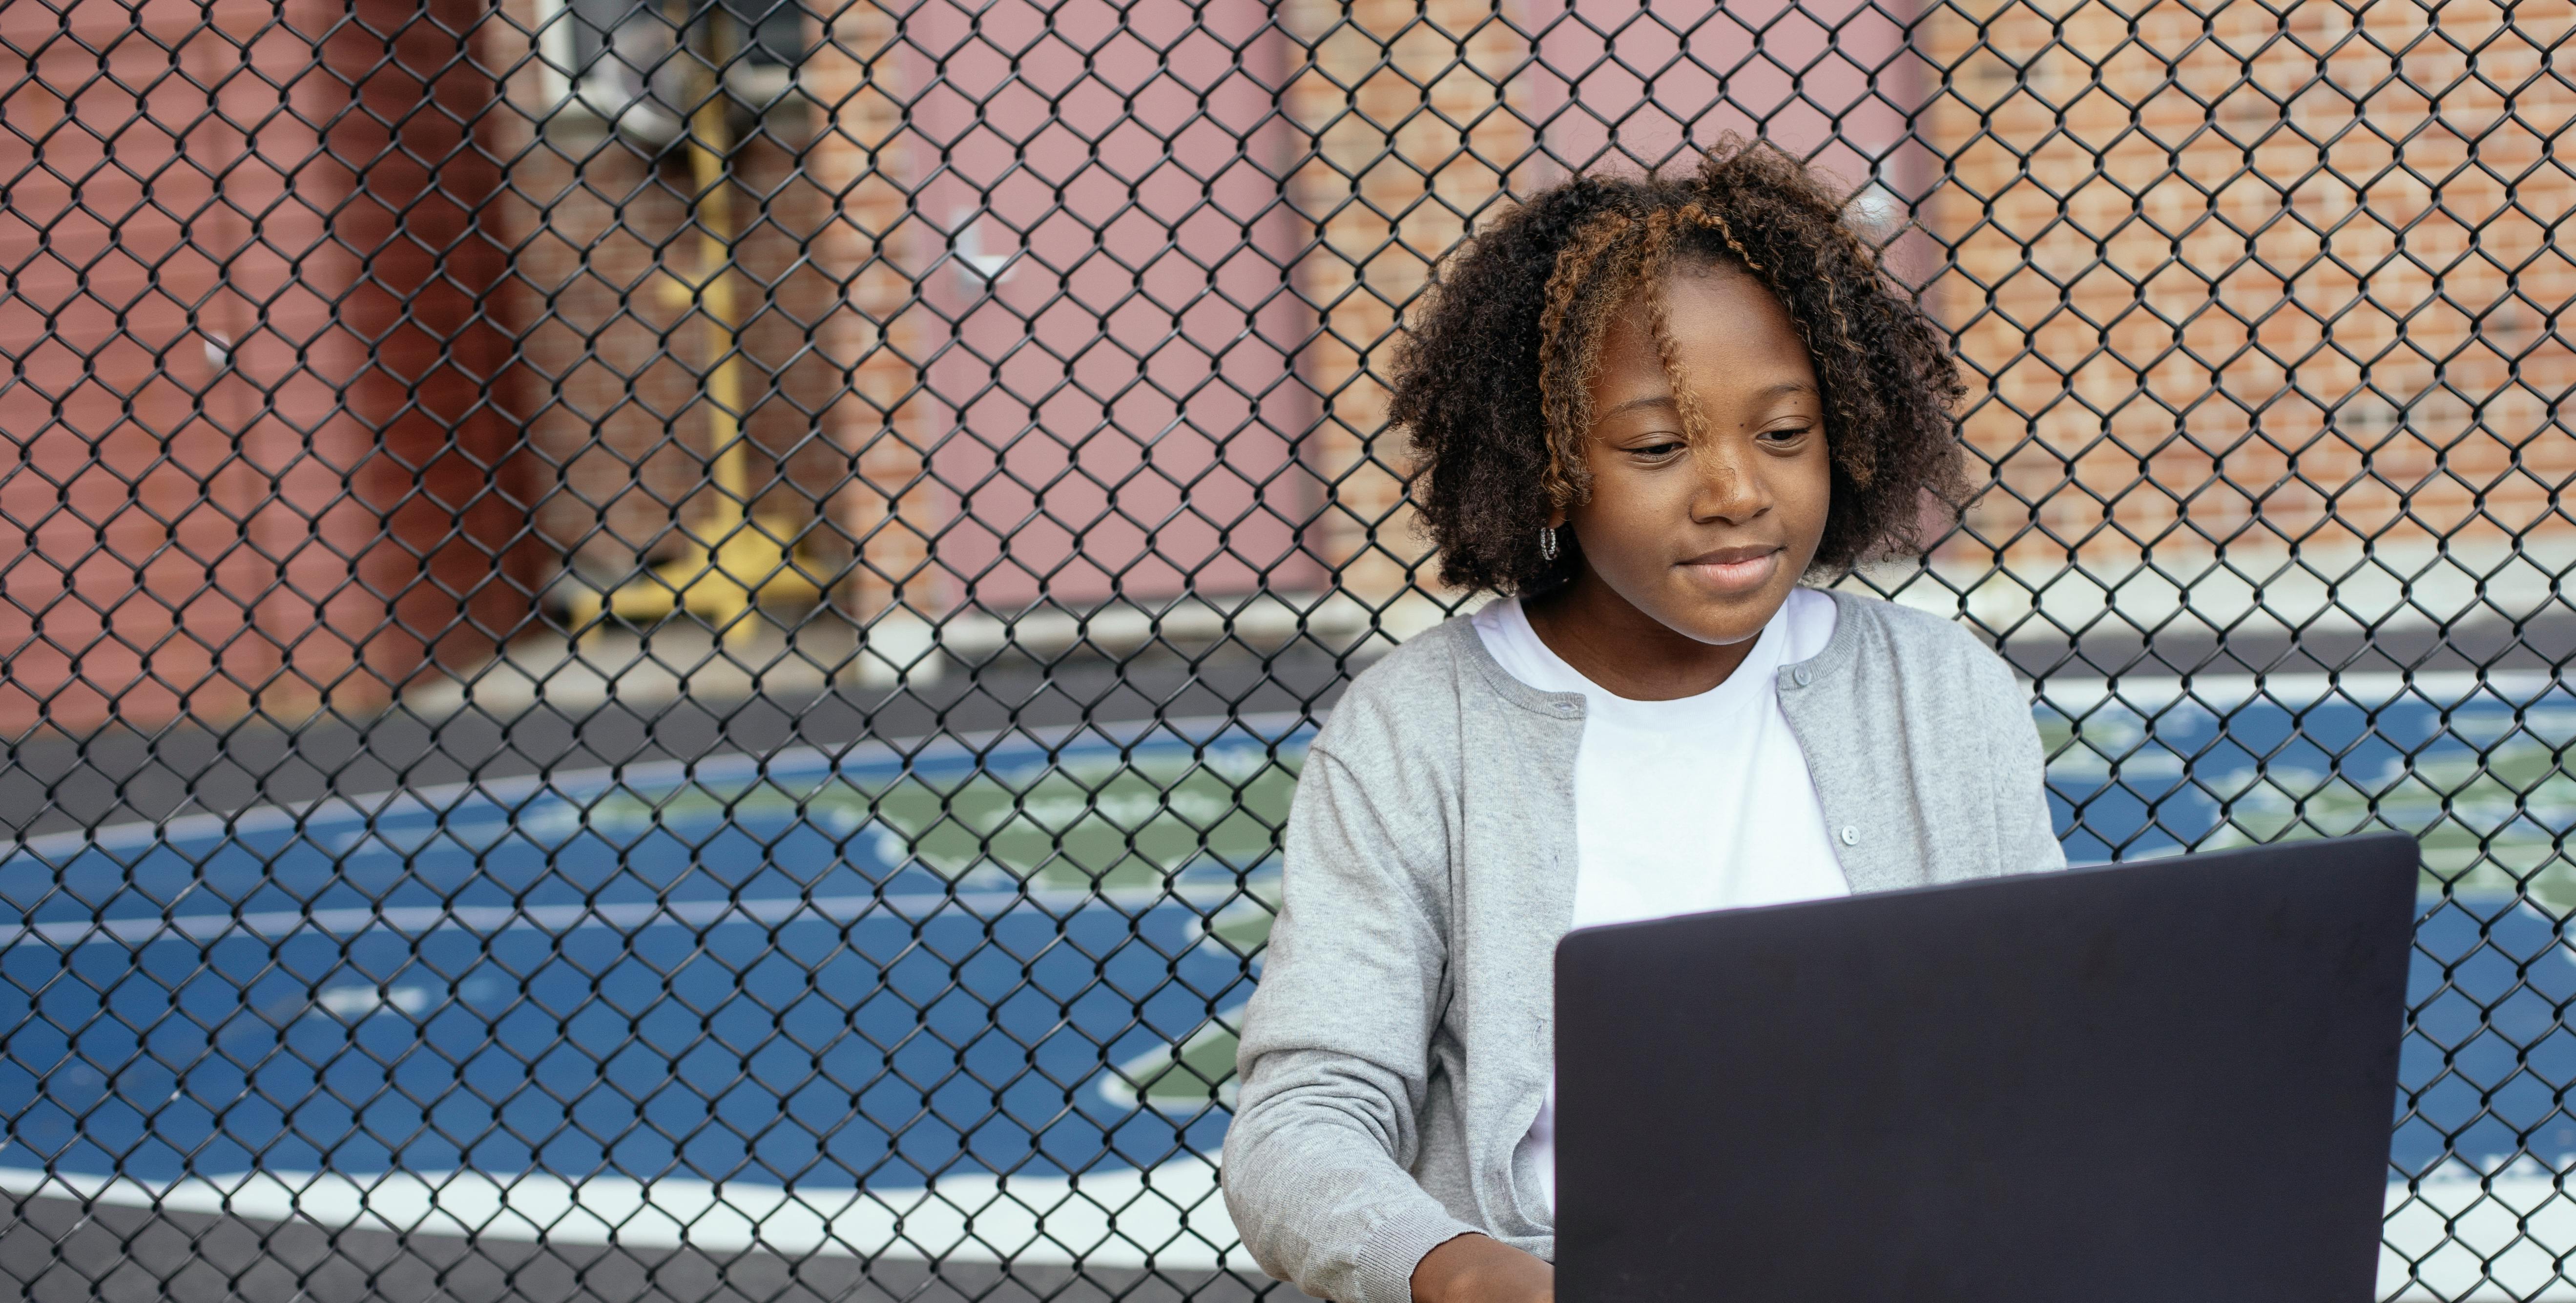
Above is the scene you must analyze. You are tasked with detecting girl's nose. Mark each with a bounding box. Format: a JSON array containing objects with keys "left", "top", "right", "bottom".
[{"left": 1691, "top": 442, "right": 1771, "bottom": 525}]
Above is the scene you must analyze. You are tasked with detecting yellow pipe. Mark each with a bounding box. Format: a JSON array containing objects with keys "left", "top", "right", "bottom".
[
  {"left": 679, "top": 14, "right": 759, "bottom": 643},
  {"left": 570, "top": 2, "right": 816, "bottom": 643}
]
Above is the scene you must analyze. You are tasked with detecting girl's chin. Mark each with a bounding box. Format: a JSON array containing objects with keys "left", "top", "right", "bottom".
[{"left": 1644, "top": 586, "right": 1792, "bottom": 648}]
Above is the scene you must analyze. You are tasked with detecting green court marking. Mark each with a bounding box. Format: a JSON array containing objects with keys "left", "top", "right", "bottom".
[
  {"left": 1102, "top": 1018, "right": 1246, "bottom": 1112},
  {"left": 2039, "top": 714, "right": 2576, "bottom": 901},
  {"left": 560, "top": 743, "right": 1308, "bottom": 893},
  {"left": 887, "top": 748, "right": 1303, "bottom": 892},
  {"left": 2202, "top": 738, "right": 2576, "bottom": 905}
]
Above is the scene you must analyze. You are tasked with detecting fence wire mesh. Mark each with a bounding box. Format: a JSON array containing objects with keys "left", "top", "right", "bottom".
[{"left": 0, "top": 0, "right": 2569, "bottom": 1294}]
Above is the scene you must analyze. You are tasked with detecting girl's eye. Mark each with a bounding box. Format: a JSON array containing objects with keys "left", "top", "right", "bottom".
[
  {"left": 1631, "top": 440, "right": 1686, "bottom": 459},
  {"left": 1759, "top": 425, "right": 1814, "bottom": 445}
]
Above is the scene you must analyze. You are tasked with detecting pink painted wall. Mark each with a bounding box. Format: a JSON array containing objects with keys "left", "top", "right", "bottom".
[
  {"left": 894, "top": 0, "right": 1321, "bottom": 610},
  {"left": 1520, "top": 0, "right": 1923, "bottom": 198}
]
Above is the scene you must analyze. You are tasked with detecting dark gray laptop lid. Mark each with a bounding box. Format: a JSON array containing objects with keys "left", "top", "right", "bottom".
[{"left": 1554, "top": 832, "right": 2417, "bottom": 1303}]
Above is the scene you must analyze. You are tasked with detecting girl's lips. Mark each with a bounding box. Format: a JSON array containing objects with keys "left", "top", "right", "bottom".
[{"left": 1678, "top": 547, "right": 1781, "bottom": 595}]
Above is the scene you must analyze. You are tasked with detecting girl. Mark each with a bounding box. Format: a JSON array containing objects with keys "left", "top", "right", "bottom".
[{"left": 1219, "top": 140, "right": 2064, "bottom": 1303}]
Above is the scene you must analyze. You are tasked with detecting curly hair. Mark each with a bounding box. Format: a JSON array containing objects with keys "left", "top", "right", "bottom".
[{"left": 1391, "top": 138, "right": 1971, "bottom": 596}]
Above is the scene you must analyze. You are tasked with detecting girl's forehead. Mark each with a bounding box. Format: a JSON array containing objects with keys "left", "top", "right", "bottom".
[{"left": 1603, "top": 272, "right": 1810, "bottom": 364}]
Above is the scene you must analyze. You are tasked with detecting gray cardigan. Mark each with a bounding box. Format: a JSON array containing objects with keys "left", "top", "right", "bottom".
[{"left": 1220, "top": 590, "right": 2065, "bottom": 1303}]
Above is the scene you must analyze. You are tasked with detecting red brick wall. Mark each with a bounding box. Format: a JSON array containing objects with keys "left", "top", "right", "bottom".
[
  {"left": 1916, "top": 0, "right": 2576, "bottom": 583},
  {"left": 0, "top": 0, "right": 531, "bottom": 734}
]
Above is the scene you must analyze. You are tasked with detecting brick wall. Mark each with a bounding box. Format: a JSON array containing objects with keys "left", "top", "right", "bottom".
[
  {"left": 802, "top": 0, "right": 937, "bottom": 620},
  {"left": 0, "top": 0, "right": 528, "bottom": 734},
  {"left": 1276, "top": 0, "right": 1534, "bottom": 609},
  {"left": 1914, "top": 0, "right": 2576, "bottom": 630}
]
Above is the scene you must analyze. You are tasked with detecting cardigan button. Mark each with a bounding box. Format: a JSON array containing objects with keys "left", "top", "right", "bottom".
[
  {"left": 1792, "top": 665, "right": 1813, "bottom": 687},
  {"left": 1840, "top": 825, "right": 1860, "bottom": 846}
]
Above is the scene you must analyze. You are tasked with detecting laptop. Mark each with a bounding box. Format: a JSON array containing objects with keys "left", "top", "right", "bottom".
[{"left": 1553, "top": 832, "right": 2418, "bottom": 1303}]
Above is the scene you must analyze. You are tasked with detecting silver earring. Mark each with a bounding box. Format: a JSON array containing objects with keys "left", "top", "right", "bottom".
[{"left": 1539, "top": 526, "right": 1559, "bottom": 561}]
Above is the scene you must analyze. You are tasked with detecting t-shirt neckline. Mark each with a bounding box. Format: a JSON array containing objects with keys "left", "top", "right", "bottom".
[{"left": 1476, "top": 591, "right": 1809, "bottom": 719}]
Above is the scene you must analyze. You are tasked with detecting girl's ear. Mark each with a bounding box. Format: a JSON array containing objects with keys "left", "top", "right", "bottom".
[{"left": 1547, "top": 506, "right": 1568, "bottom": 529}]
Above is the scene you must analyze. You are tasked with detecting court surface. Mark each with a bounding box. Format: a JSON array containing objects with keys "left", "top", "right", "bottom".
[{"left": 2, "top": 672, "right": 2571, "bottom": 1297}]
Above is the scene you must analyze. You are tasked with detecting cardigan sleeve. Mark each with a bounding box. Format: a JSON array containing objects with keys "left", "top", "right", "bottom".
[
  {"left": 1222, "top": 737, "right": 1477, "bottom": 1303},
  {"left": 1975, "top": 648, "right": 2068, "bottom": 876}
]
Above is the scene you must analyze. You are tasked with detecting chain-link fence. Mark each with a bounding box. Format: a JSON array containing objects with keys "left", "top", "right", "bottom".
[{"left": 0, "top": 0, "right": 2568, "bottom": 1293}]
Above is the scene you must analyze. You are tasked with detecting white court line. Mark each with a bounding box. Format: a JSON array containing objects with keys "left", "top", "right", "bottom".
[
  {"left": 0, "top": 1163, "right": 1248, "bottom": 1273},
  {"left": 0, "top": 879, "right": 1256, "bottom": 951},
  {"left": 2030, "top": 670, "right": 2560, "bottom": 714},
  {"left": 2387, "top": 1170, "right": 2576, "bottom": 1300}
]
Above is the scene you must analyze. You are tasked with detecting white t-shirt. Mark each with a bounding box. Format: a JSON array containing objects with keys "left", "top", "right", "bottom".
[{"left": 1473, "top": 587, "right": 1849, "bottom": 1214}]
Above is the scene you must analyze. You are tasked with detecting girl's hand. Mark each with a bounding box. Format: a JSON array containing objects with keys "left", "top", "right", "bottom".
[{"left": 1410, "top": 1233, "right": 1555, "bottom": 1303}]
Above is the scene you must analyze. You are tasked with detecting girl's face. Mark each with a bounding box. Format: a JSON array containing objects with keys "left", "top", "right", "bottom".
[{"left": 1558, "top": 262, "right": 1832, "bottom": 649}]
